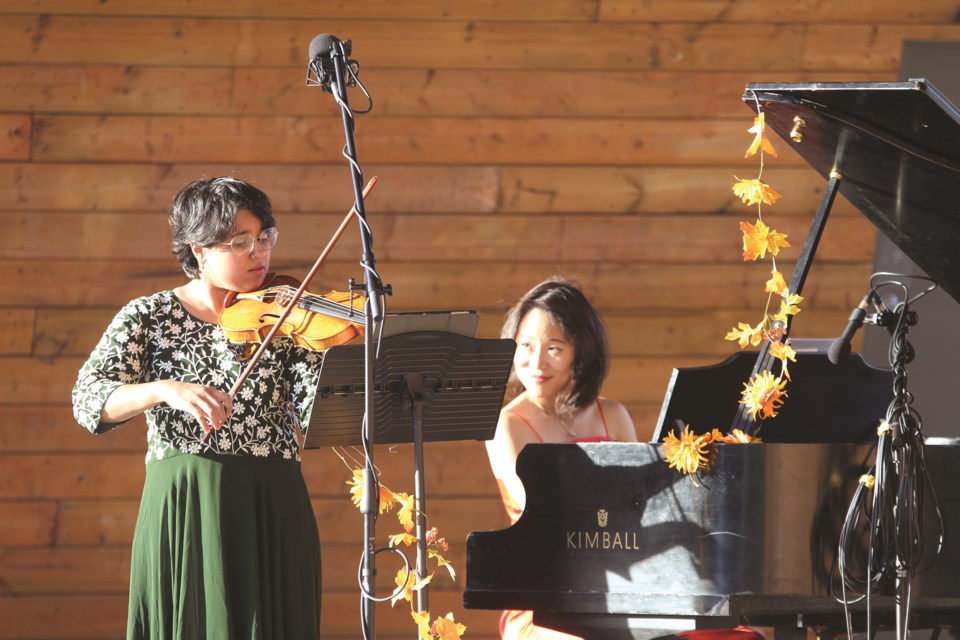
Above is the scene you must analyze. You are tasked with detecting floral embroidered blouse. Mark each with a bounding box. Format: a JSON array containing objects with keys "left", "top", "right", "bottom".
[{"left": 72, "top": 291, "right": 323, "bottom": 463}]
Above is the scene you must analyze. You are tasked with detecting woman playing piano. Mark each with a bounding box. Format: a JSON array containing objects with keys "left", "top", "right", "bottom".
[{"left": 485, "top": 277, "right": 638, "bottom": 640}]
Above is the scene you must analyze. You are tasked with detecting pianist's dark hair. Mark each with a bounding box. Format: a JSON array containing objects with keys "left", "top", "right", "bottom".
[{"left": 501, "top": 277, "right": 610, "bottom": 418}]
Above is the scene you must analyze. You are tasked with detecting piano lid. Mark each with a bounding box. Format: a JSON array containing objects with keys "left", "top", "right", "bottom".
[{"left": 743, "top": 79, "right": 960, "bottom": 303}]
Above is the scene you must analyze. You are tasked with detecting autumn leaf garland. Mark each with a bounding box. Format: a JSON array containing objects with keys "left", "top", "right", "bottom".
[
  {"left": 728, "top": 110, "right": 800, "bottom": 418},
  {"left": 345, "top": 467, "right": 466, "bottom": 639},
  {"left": 664, "top": 108, "right": 799, "bottom": 475}
]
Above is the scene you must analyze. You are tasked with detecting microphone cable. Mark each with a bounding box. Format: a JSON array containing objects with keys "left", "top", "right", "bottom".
[{"left": 832, "top": 275, "right": 943, "bottom": 640}]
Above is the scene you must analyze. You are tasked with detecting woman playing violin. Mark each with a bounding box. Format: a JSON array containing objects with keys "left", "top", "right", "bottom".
[{"left": 72, "top": 177, "right": 323, "bottom": 639}]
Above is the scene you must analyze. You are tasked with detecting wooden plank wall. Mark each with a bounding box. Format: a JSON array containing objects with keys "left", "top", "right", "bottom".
[{"left": 2, "top": 1, "right": 958, "bottom": 638}]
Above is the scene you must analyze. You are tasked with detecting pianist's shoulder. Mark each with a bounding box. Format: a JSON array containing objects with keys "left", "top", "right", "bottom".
[{"left": 597, "top": 397, "right": 638, "bottom": 443}]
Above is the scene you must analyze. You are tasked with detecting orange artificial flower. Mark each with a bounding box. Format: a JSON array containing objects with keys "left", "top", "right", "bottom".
[
  {"left": 393, "top": 569, "right": 416, "bottom": 607},
  {"left": 723, "top": 428, "right": 759, "bottom": 444},
  {"left": 768, "top": 340, "right": 797, "bottom": 380},
  {"left": 396, "top": 492, "right": 417, "bottom": 532},
  {"left": 347, "top": 467, "right": 399, "bottom": 515},
  {"left": 725, "top": 321, "right": 764, "bottom": 348},
  {"left": 733, "top": 177, "right": 782, "bottom": 207},
  {"left": 745, "top": 112, "right": 778, "bottom": 158},
  {"left": 740, "top": 370, "right": 788, "bottom": 420},
  {"left": 392, "top": 569, "right": 432, "bottom": 607},
  {"left": 770, "top": 290, "right": 803, "bottom": 324},
  {"left": 709, "top": 427, "right": 759, "bottom": 444},
  {"left": 663, "top": 425, "right": 712, "bottom": 474},
  {"left": 426, "top": 528, "right": 456, "bottom": 579},
  {"left": 765, "top": 323, "right": 786, "bottom": 342},
  {"left": 432, "top": 613, "right": 468, "bottom": 640},
  {"left": 765, "top": 269, "right": 788, "bottom": 295},
  {"left": 389, "top": 532, "right": 418, "bottom": 548},
  {"left": 740, "top": 219, "right": 790, "bottom": 261},
  {"left": 412, "top": 611, "right": 433, "bottom": 640}
]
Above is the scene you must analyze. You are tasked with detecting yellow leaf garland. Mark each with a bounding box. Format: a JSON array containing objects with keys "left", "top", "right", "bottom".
[
  {"left": 669, "top": 103, "right": 794, "bottom": 475},
  {"left": 342, "top": 458, "right": 467, "bottom": 638},
  {"left": 745, "top": 113, "right": 779, "bottom": 158},
  {"left": 733, "top": 177, "right": 782, "bottom": 207}
]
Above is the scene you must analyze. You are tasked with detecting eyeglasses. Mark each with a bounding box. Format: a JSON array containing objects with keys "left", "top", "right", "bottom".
[{"left": 215, "top": 227, "right": 279, "bottom": 256}]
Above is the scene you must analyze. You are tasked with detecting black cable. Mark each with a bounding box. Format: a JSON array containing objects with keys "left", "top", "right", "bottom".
[{"left": 832, "top": 275, "right": 944, "bottom": 640}]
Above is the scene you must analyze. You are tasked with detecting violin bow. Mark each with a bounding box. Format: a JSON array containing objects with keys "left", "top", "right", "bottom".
[{"left": 202, "top": 175, "right": 378, "bottom": 442}]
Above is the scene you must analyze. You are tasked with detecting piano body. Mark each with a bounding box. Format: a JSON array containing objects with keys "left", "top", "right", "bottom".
[
  {"left": 464, "top": 80, "right": 960, "bottom": 638},
  {"left": 464, "top": 440, "right": 960, "bottom": 638}
]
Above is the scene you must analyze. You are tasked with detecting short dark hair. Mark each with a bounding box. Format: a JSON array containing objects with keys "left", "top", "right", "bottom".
[
  {"left": 169, "top": 177, "right": 275, "bottom": 278},
  {"left": 501, "top": 277, "right": 609, "bottom": 416}
]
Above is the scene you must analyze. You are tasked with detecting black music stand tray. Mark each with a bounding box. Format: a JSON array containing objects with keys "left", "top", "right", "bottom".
[{"left": 305, "top": 326, "right": 516, "bottom": 613}]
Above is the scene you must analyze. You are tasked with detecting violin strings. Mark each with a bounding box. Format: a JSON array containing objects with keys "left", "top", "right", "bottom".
[{"left": 267, "top": 285, "right": 364, "bottom": 321}]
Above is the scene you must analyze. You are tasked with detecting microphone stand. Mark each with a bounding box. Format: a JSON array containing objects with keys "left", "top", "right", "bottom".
[{"left": 308, "top": 35, "right": 385, "bottom": 638}]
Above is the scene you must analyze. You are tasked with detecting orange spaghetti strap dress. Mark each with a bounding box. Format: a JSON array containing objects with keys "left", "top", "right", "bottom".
[{"left": 495, "top": 402, "right": 611, "bottom": 640}]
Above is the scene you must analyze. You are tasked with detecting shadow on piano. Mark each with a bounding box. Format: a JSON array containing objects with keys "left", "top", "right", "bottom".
[{"left": 464, "top": 436, "right": 960, "bottom": 639}]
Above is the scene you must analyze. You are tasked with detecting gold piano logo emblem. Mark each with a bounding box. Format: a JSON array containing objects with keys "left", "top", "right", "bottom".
[{"left": 597, "top": 509, "right": 608, "bottom": 528}]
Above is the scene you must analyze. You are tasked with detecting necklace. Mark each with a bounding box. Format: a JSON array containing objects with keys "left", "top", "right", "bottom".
[{"left": 559, "top": 415, "right": 577, "bottom": 439}]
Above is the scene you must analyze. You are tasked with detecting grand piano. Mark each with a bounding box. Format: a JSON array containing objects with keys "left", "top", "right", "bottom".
[{"left": 463, "top": 81, "right": 960, "bottom": 639}]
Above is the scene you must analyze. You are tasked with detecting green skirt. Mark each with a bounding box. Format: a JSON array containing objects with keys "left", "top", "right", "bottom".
[{"left": 127, "top": 452, "right": 321, "bottom": 640}]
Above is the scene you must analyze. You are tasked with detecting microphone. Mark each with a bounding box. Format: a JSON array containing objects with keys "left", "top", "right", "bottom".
[
  {"left": 827, "top": 291, "right": 874, "bottom": 365},
  {"left": 306, "top": 34, "right": 354, "bottom": 90},
  {"left": 308, "top": 33, "right": 350, "bottom": 60}
]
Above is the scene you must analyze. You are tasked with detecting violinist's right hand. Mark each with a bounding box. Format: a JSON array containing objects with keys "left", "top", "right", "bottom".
[
  {"left": 100, "top": 380, "right": 233, "bottom": 434},
  {"left": 159, "top": 381, "right": 234, "bottom": 434}
]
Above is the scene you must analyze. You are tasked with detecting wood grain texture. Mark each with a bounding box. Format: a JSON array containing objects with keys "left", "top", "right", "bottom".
[
  {"left": 0, "top": 2, "right": 925, "bottom": 637},
  {"left": 0, "top": 17, "right": 806, "bottom": 70},
  {"left": 0, "top": 66, "right": 890, "bottom": 118}
]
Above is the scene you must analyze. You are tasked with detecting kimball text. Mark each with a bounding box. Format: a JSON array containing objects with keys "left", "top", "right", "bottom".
[{"left": 566, "top": 530, "right": 639, "bottom": 550}]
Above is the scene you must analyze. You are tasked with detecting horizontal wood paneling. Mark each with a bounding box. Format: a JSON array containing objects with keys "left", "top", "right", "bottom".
[
  {"left": 0, "top": 162, "right": 867, "bottom": 216},
  {"left": 0, "top": 261, "right": 873, "bottom": 310},
  {"left": 0, "top": 163, "right": 500, "bottom": 213},
  {"left": 3, "top": 211, "right": 876, "bottom": 262},
  {"left": 4, "top": 0, "right": 958, "bottom": 24},
  {"left": 0, "top": 309, "right": 33, "bottom": 354},
  {"left": 31, "top": 114, "right": 799, "bottom": 166},
  {"left": 0, "top": 407, "right": 145, "bottom": 453},
  {"left": 2, "top": 2, "right": 927, "bottom": 637},
  {"left": 0, "top": 0, "right": 598, "bottom": 22},
  {"left": 599, "top": 0, "right": 960, "bottom": 23},
  {"left": 804, "top": 24, "right": 960, "bottom": 70},
  {"left": 0, "top": 502, "right": 57, "bottom": 547},
  {"left": 1, "top": 17, "right": 807, "bottom": 71},
  {"left": 0, "top": 65, "right": 893, "bottom": 118},
  {"left": 0, "top": 115, "right": 31, "bottom": 160}
]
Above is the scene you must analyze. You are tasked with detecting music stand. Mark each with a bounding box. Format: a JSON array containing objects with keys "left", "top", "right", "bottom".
[{"left": 305, "top": 319, "right": 516, "bottom": 614}]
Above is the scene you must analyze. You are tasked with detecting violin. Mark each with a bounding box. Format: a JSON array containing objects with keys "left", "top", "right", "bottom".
[{"left": 219, "top": 273, "right": 365, "bottom": 358}]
